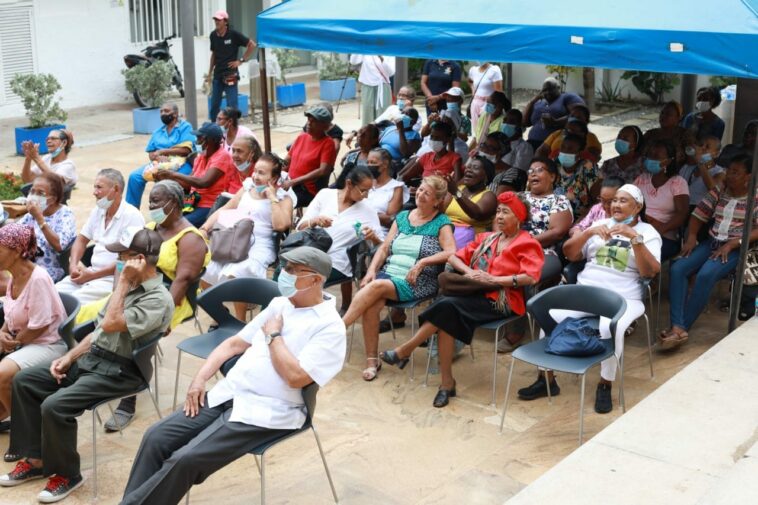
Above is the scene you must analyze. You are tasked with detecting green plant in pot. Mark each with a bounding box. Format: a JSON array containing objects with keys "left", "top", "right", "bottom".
[
  {"left": 10, "top": 73, "right": 68, "bottom": 155},
  {"left": 272, "top": 48, "right": 306, "bottom": 107},
  {"left": 316, "top": 52, "right": 356, "bottom": 101},
  {"left": 122, "top": 60, "right": 174, "bottom": 109}
]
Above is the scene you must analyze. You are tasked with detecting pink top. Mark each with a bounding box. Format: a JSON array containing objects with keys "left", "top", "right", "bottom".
[
  {"left": 223, "top": 125, "right": 257, "bottom": 153},
  {"left": 571, "top": 202, "right": 608, "bottom": 234},
  {"left": 4, "top": 266, "right": 65, "bottom": 346},
  {"left": 634, "top": 172, "right": 689, "bottom": 239}
]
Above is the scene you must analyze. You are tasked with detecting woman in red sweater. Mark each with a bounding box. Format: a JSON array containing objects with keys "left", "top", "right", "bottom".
[{"left": 380, "top": 192, "right": 544, "bottom": 407}]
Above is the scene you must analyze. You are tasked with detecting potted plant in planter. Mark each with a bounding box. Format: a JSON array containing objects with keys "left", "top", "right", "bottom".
[
  {"left": 10, "top": 73, "right": 68, "bottom": 156},
  {"left": 273, "top": 48, "right": 306, "bottom": 108},
  {"left": 317, "top": 53, "right": 356, "bottom": 101},
  {"left": 122, "top": 60, "right": 173, "bottom": 134}
]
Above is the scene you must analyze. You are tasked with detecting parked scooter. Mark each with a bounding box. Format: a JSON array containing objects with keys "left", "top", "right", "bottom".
[{"left": 123, "top": 34, "right": 184, "bottom": 107}]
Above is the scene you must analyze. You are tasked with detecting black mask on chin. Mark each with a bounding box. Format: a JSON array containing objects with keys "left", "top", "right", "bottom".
[{"left": 160, "top": 114, "right": 174, "bottom": 125}]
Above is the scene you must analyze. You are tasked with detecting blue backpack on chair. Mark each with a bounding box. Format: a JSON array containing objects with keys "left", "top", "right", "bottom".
[{"left": 545, "top": 317, "right": 605, "bottom": 356}]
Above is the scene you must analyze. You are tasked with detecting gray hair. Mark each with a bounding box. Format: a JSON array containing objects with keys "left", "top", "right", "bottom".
[
  {"left": 152, "top": 180, "right": 185, "bottom": 207},
  {"left": 238, "top": 134, "right": 263, "bottom": 161},
  {"left": 399, "top": 85, "right": 417, "bottom": 100},
  {"left": 369, "top": 147, "right": 392, "bottom": 166},
  {"left": 96, "top": 168, "right": 125, "bottom": 192},
  {"left": 162, "top": 102, "right": 179, "bottom": 114}
]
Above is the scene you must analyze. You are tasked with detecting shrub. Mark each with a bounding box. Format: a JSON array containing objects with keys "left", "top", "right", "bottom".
[
  {"left": 317, "top": 52, "right": 353, "bottom": 81},
  {"left": 272, "top": 48, "right": 300, "bottom": 84},
  {"left": 122, "top": 60, "right": 174, "bottom": 108},
  {"left": 621, "top": 71, "right": 680, "bottom": 104},
  {"left": 10, "top": 73, "right": 68, "bottom": 129},
  {"left": 545, "top": 65, "right": 576, "bottom": 92},
  {"left": 0, "top": 172, "right": 24, "bottom": 200}
]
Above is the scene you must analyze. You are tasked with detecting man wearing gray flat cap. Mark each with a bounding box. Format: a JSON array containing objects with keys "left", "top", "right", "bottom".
[{"left": 121, "top": 246, "right": 346, "bottom": 504}]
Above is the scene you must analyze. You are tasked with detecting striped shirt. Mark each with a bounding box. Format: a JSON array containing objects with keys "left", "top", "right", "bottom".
[{"left": 692, "top": 189, "right": 758, "bottom": 241}]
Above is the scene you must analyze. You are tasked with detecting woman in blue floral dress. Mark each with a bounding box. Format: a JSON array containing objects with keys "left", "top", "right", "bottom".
[{"left": 342, "top": 175, "right": 456, "bottom": 381}]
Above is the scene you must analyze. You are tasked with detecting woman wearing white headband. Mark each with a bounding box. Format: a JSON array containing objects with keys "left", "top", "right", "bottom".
[{"left": 516, "top": 184, "right": 661, "bottom": 414}]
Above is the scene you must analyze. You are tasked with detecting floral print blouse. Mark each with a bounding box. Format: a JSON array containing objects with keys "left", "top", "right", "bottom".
[
  {"left": 18, "top": 206, "right": 77, "bottom": 282},
  {"left": 521, "top": 192, "right": 573, "bottom": 256}
]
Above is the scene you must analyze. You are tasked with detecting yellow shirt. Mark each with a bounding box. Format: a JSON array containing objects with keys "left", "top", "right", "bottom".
[
  {"left": 544, "top": 130, "right": 602, "bottom": 160},
  {"left": 445, "top": 185, "right": 493, "bottom": 233},
  {"left": 474, "top": 114, "right": 504, "bottom": 143}
]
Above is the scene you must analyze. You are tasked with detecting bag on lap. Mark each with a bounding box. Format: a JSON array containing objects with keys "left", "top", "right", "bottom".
[
  {"left": 209, "top": 218, "right": 254, "bottom": 263},
  {"left": 438, "top": 271, "right": 500, "bottom": 296},
  {"left": 545, "top": 317, "right": 606, "bottom": 357},
  {"left": 279, "top": 227, "right": 333, "bottom": 254}
]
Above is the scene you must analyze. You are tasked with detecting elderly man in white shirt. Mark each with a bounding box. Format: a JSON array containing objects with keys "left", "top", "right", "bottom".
[
  {"left": 56, "top": 168, "right": 145, "bottom": 303},
  {"left": 120, "top": 246, "right": 346, "bottom": 505},
  {"left": 350, "top": 54, "right": 396, "bottom": 126}
]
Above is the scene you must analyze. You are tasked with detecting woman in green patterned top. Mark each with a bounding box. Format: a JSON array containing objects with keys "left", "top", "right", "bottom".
[{"left": 343, "top": 175, "right": 456, "bottom": 381}]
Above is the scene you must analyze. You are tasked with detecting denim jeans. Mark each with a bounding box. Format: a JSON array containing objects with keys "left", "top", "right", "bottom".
[
  {"left": 668, "top": 238, "right": 739, "bottom": 330},
  {"left": 125, "top": 161, "right": 193, "bottom": 209},
  {"left": 209, "top": 74, "right": 239, "bottom": 122}
]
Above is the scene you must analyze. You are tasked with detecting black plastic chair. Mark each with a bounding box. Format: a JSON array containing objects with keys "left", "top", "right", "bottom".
[
  {"left": 184, "top": 382, "right": 338, "bottom": 505},
  {"left": 56, "top": 292, "right": 80, "bottom": 350},
  {"left": 87, "top": 331, "right": 164, "bottom": 498},
  {"left": 172, "top": 277, "right": 280, "bottom": 409},
  {"left": 55, "top": 241, "right": 75, "bottom": 277},
  {"left": 499, "top": 285, "right": 627, "bottom": 445}
]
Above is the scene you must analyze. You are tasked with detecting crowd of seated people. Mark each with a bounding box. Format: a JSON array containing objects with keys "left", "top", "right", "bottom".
[{"left": 0, "top": 70, "right": 755, "bottom": 503}]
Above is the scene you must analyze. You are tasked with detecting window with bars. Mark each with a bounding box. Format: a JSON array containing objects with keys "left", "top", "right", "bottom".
[
  {"left": 0, "top": 1, "right": 35, "bottom": 105},
  {"left": 128, "top": 0, "right": 217, "bottom": 44}
]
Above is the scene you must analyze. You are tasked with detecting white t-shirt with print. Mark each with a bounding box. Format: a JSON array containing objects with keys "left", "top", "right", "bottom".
[
  {"left": 578, "top": 219, "right": 662, "bottom": 301},
  {"left": 31, "top": 154, "right": 78, "bottom": 184}
]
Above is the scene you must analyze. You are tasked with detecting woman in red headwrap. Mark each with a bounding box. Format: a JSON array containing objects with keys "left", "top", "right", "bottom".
[
  {"left": 381, "top": 192, "right": 545, "bottom": 407},
  {"left": 0, "top": 224, "right": 67, "bottom": 446}
]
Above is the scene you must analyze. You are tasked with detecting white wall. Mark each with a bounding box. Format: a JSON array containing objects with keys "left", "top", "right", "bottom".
[{"left": 0, "top": 0, "right": 215, "bottom": 119}]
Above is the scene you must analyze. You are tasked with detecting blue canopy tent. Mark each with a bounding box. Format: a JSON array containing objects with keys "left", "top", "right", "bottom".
[{"left": 255, "top": 0, "right": 758, "bottom": 330}]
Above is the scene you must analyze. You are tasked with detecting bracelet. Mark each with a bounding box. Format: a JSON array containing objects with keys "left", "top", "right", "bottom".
[{"left": 512, "top": 275, "right": 518, "bottom": 288}]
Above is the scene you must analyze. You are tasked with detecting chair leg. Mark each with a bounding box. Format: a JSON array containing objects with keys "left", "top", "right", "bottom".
[
  {"left": 254, "top": 454, "right": 261, "bottom": 476},
  {"left": 149, "top": 389, "right": 163, "bottom": 419},
  {"left": 260, "top": 454, "right": 266, "bottom": 505},
  {"left": 578, "top": 374, "right": 586, "bottom": 446},
  {"left": 618, "top": 353, "right": 626, "bottom": 413},
  {"left": 153, "top": 354, "right": 160, "bottom": 411},
  {"left": 491, "top": 326, "right": 500, "bottom": 406},
  {"left": 185, "top": 490, "right": 190, "bottom": 504},
  {"left": 424, "top": 333, "right": 435, "bottom": 387},
  {"left": 313, "top": 427, "right": 340, "bottom": 503},
  {"left": 107, "top": 403, "right": 124, "bottom": 437},
  {"left": 156, "top": 342, "right": 164, "bottom": 364},
  {"left": 544, "top": 370, "right": 553, "bottom": 405},
  {"left": 643, "top": 314, "right": 653, "bottom": 378},
  {"left": 346, "top": 323, "right": 356, "bottom": 363},
  {"left": 656, "top": 274, "right": 663, "bottom": 331},
  {"left": 498, "top": 357, "right": 516, "bottom": 434},
  {"left": 172, "top": 351, "right": 183, "bottom": 411},
  {"left": 92, "top": 409, "right": 98, "bottom": 498},
  {"left": 409, "top": 307, "right": 417, "bottom": 381}
]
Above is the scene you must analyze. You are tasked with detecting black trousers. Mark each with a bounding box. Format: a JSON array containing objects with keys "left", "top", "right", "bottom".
[
  {"left": 10, "top": 363, "right": 143, "bottom": 478},
  {"left": 121, "top": 400, "right": 292, "bottom": 505}
]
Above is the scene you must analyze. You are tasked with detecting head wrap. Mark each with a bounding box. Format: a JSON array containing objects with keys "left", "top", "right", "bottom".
[
  {"left": 0, "top": 223, "right": 38, "bottom": 260},
  {"left": 617, "top": 184, "right": 644, "bottom": 205},
  {"left": 497, "top": 191, "right": 528, "bottom": 223}
]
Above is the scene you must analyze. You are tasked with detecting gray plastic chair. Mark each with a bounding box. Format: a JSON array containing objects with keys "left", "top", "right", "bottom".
[
  {"left": 498, "top": 285, "right": 627, "bottom": 445},
  {"left": 56, "top": 292, "right": 80, "bottom": 350}
]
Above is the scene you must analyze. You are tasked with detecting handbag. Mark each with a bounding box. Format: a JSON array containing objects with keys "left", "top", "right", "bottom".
[
  {"left": 182, "top": 191, "right": 201, "bottom": 214},
  {"left": 545, "top": 317, "right": 606, "bottom": 357},
  {"left": 279, "top": 227, "right": 333, "bottom": 255},
  {"left": 209, "top": 219, "right": 254, "bottom": 263},
  {"left": 744, "top": 248, "right": 758, "bottom": 286},
  {"left": 438, "top": 271, "right": 499, "bottom": 296}
]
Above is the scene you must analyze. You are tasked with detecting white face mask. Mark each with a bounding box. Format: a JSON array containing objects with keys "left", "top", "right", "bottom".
[
  {"left": 28, "top": 194, "right": 48, "bottom": 212},
  {"left": 429, "top": 140, "right": 445, "bottom": 153},
  {"left": 96, "top": 196, "right": 114, "bottom": 210},
  {"left": 695, "top": 101, "right": 711, "bottom": 113}
]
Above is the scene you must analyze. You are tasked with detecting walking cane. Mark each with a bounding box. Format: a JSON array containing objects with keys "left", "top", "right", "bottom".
[{"left": 335, "top": 55, "right": 353, "bottom": 114}]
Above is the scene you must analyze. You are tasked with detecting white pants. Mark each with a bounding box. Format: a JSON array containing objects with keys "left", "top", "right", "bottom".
[
  {"left": 539, "top": 299, "right": 645, "bottom": 381},
  {"left": 56, "top": 274, "right": 114, "bottom": 304}
]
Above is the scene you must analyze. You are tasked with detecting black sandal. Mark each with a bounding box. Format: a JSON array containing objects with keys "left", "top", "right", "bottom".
[{"left": 4, "top": 451, "right": 21, "bottom": 463}]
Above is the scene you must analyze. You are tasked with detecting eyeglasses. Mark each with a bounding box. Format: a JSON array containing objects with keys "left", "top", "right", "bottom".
[
  {"left": 527, "top": 167, "right": 547, "bottom": 175},
  {"left": 354, "top": 186, "right": 371, "bottom": 197},
  {"left": 46, "top": 136, "right": 63, "bottom": 141}
]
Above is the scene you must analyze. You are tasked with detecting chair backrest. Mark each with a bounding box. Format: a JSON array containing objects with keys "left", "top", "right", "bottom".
[
  {"left": 527, "top": 285, "right": 627, "bottom": 339},
  {"left": 302, "top": 382, "right": 319, "bottom": 423},
  {"left": 158, "top": 267, "right": 206, "bottom": 316},
  {"left": 56, "top": 241, "right": 75, "bottom": 276},
  {"left": 197, "top": 277, "right": 280, "bottom": 326},
  {"left": 132, "top": 331, "right": 164, "bottom": 384},
  {"left": 57, "top": 292, "right": 80, "bottom": 350},
  {"left": 81, "top": 243, "right": 95, "bottom": 268},
  {"left": 72, "top": 319, "right": 96, "bottom": 343}
]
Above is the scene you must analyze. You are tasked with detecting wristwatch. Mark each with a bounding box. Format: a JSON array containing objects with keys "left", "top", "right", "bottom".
[
  {"left": 455, "top": 189, "right": 463, "bottom": 199},
  {"left": 239, "top": 57, "right": 245, "bottom": 63},
  {"left": 630, "top": 235, "right": 644, "bottom": 246},
  {"left": 265, "top": 331, "right": 280, "bottom": 345}
]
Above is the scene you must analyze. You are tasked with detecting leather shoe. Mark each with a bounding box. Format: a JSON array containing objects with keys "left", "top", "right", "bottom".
[
  {"left": 380, "top": 349, "right": 409, "bottom": 369},
  {"left": 433, "top": 383, "right": 456, "bottom": 408},
  {"left": 594, "top": 382, "right": 613, "bottom": 414},
  {"left": 517, "top": 375, "right": 560, "bottom": 401},
  {"left": 378, "top": 318, "right": 405, "bottom": 333}
]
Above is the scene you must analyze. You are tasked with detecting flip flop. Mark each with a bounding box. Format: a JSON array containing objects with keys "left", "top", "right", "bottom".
[{"left": 362, "top": 357, "right": 382, "bottom": 381}]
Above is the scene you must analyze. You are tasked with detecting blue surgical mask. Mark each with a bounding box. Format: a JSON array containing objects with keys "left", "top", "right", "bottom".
[
  {"left": 615, "top": 139, "right": 631, "bottom": 155},
  {"left": 484, "top": 103, "right": 496, "bottom": 115},
  {"left": 401, "top": 115, "right": 411, "bottom": 129},
  {"left": 277, "top": 270, "right": 317, "bottom": 298},
  {"left": 396, "top": 99, "right": 406, "bottom": 110},
  {"left": 220, "top": 126, "right": 228, "bottom": 136},
  {"left": 685, "top": 146, "right": 697, "bottom": 157},
  {"left": 700, "top": 153, "right": 713, "bottom": 163},
  {"left": 610, "top": 216, "right": 635, "bottom": 226},
  {"left": 50, "top": 146, "right": 64, "bottom": 158},
  {"left": 115, "top": 260, "right": 125, "bottom": 273},
  {"left": 446, "top": 102, "right": 460, "bottom": 112},
  {"left": 644, "top": 158, "right": 663, "bottom": 174},
  {"left": 557, "top": 152, "right": 576, "bottom": 167},
  {"left": 255, "top": 185, "right": 268, "bottom": 193},
  {"left": 149, "top": 204, "right": 170, "bottom": 225},
  {"left": 234, "top": 160, "right": 251, "bottom": 172},
  {"left": 501, "top": 123, "right": 517, "bottom": 137}
]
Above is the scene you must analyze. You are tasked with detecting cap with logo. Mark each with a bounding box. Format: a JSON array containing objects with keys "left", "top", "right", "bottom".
[{"left": 442, "top": 87, "right": 464, "bottom": 98}]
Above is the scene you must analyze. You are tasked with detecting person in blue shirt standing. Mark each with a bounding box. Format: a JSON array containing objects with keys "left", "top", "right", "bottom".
[
  {"left": 206, "top": 10, "right": 256, "bottom": 122},
  {"left": 421, "top": 59, "right": 462, "bottom": 116},
  {"left": 523, "top": 77, "right": 585, "bottom": 152},
  {"left": 125, "top": 103, "right": 196, "bottom": 208}
]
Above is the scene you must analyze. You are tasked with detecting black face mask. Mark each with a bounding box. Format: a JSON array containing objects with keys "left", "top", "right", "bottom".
[
  {"left": 368, "top": 166, "right": 381, "bottom": 178},
  {"left": 160, "top": 114, "right": 174, "bottom": 125}
]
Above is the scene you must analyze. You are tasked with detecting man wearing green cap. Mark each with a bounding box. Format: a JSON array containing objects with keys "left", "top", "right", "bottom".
[
  {"left": 282, "top": 106, "right": 337, "bottom": 208},
  {"left": 121, "top": 246, "right": 345, "bottom": 505}
]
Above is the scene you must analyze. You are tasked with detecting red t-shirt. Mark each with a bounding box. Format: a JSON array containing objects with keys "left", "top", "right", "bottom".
[
  {"left": 191, "top": 148, "right": 235, "bottom": 208},
  {"left": 455, "top": 230, "right": 544, "bottom": 315},
  {"left": 226, "top": 166, "right": 250, "bottom": 194},
  {"left": 288, "top": 133, "right": 337, "bottom": 195},
  {"left": 419, "top": 151, "right": 461, "bottom": 178}
]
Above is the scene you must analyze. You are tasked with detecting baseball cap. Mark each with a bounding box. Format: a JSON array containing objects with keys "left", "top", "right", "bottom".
[
  {"left": 442, "top": 87, "right": 464, "bottom": 98},
  {"left": 106, "top": 227, "right": 163, "bottom": 257},
  {"left": 212, "top": 10, "right": 229, "bottom": 20},
  {"left": 280, "top": 246, "right": 332, "bottom": 278},
  {"left": 191, "top": 122, "right": 224, "bottom": 141},
  {"left": 305, "top": 105, "right": 333, "bottom": 123}
]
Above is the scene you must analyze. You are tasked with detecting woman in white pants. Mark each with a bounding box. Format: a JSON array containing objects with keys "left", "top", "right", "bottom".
[{"left": 516, "top": 184, "right": 661, "bottom": 414}]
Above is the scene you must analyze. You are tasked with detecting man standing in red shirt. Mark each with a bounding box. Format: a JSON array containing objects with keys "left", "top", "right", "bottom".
[{"left": 282, "top": 106, "right": 337, "bottom": 208}]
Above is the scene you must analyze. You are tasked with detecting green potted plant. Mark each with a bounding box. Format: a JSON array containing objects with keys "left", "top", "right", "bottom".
[
  {"left": 317, "top": 52, "right": 356, "bottom": 101},
  {"left": 273, "top": 48, "right": 306, "bottom": 108},
  {"left": 122, "top": 60, "right": 174, "bottom": 134},
  {"left": 10, "top": 73, "right": 68, "bottom": 156}
]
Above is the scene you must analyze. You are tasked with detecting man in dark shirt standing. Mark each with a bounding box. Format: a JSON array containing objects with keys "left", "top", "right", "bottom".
[{"left": 207, "top": 10, "right": 256, "bottom": 122}]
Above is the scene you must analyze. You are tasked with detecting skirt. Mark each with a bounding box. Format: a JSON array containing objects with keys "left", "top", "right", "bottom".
[{"left": 419, "top": 294, "right": 511, "bottom": 345}]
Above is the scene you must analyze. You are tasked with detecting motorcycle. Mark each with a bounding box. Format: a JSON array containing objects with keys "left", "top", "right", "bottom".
[{"left": 123, "top": 34, "right": 185, "bottom": 107}]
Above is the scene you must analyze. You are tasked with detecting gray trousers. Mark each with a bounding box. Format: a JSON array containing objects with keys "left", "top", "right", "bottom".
[
  {"left": 360, "top": 82, "right": 392, "bottom": 126},
  {"left": 10, "top": 363, "right": 143, "bottom": 478},
  {"left": 121, "top": 399, "right": 291, "bottom": 505}
]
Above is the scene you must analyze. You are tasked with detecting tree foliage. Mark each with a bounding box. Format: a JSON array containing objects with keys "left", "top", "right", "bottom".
[{"left": 10, "top": 73, "right": 68, "bottom": 128}]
